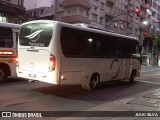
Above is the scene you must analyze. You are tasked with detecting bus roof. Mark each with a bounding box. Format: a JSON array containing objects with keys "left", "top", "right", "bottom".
[
  {"left": 21, "top": 20, "right": 138, "bottom": 41},
  {"left": 0, "top": 22, "right": 21, "bottom": 29}
]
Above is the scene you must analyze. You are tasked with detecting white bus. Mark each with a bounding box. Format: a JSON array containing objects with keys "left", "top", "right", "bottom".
[
  {"left": 0, "top": 22, "right": 20, "bottom": 83},
  {"left": 17, "top": 20, "right": 142, "bottom": 90}
]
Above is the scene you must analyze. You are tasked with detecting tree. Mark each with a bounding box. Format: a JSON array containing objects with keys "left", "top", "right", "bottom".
[{"left": 153, "top": 34, "right": 160, "bottom": 66}]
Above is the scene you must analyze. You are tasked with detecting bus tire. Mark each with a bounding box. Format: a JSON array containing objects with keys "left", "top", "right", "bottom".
[
  {"left": 0, "top": 66, "right": 8, "bottom": 83},
  {"left": 85, "top": 73, "right": 100, "bottom": 90},
  {"left": 129, "top": 70, "right": 136, "bottom": 83},
  {"left": 81, "top": 83, "right": 87, "bottom": 90}
]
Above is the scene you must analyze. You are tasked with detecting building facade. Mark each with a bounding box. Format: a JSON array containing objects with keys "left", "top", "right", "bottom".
[
  {"left": 27, "top": 7, "right": 54, "bottom": 21},
  {"left": 0, "top": 0, "right": 28, "bottom": 23},
  {"left": 148, "top": 0, "right": 160, "bottom": 66},
  {"left": 54, "top": 0, "right": 150, "bottom": 37}
]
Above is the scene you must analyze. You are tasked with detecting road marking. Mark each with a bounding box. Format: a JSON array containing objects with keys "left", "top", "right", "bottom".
[
  {"left": 142, "top": 67, "right": 160, "bottom": 73},
  {"left": 141, "top": 70, "right": 155, "bottom": 72},
  {"left": 136, "top": 80, "right": 160, "bottom": 85}
]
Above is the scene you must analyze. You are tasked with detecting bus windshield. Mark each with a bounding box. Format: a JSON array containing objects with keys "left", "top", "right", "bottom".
[{"left": 19, "top": 22, "right": 53, "bottom": 47}]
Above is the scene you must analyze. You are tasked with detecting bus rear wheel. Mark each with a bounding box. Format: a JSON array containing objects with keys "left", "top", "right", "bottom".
[
  {"left": 129, "top": 70, "right": 136, "bottom": 83},
  {"left": 0, "top": 67, "right": 8, "bottom": 83},
  {"left": 85, "top": 74, "right": 100, "bottom": 90}
]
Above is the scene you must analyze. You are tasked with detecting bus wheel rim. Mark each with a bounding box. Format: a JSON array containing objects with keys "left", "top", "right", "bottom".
[
  {"left": 90, "top": 78, "right": 98, "bottom": 89},
  {"left": 0, "top": 70, "right": 4, "bottom": 79}
]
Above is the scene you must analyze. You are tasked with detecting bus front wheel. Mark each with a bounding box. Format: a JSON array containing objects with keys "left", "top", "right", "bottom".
[
  {"left": 0, "top": 67, "right": 8, "bottom": 83},
  {"left": 129, "top": 70, "right": 136, "bottom": 83}
]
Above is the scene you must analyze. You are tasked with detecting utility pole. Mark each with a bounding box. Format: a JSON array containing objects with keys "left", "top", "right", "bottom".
[
  {"left": 54, "top": 0, "right": 57, "bottom": 20},
  {"left": 35, "top": 0, "right": 37, "bottom": 9},
  {"left": 157, "top": 37, "right": 159, "bottom": 66}
]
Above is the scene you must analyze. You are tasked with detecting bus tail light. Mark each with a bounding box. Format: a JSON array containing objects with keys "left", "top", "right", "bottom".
[
  {"left": 9, "top": 55, "right": 19, "bottom": 63},
  {"left": 0, "top": 50, "right": 14, "bottom": 55},
  {"left": 60, "top": 75, "right": 65, "bottom": 80},
  {"left": 13, "top": 55, "right": 19, "bottom": 67},
  {"left": 49, "top": 54, "right": 56, "bottom": 71},
  {"left": 15, "top": 56, "right": 19, "bottom": 63}
]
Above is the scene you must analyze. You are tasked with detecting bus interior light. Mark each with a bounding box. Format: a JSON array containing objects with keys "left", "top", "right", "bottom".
[{"left": 88, "top": 38, "right": 93, "bottom": 42}]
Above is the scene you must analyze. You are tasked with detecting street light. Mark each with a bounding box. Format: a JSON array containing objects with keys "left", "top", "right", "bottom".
[
  {"left": 142, "top": 20, "right": 160, "bottom": 26},
  {"left": 142, "top": 20, "right": 149, "bottom": 25}
]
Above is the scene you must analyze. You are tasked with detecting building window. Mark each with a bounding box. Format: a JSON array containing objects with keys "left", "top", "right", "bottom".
[
  {"left": 17, "top": 0, "right": 24, "bottom": 6},
  {"left": 153, "top": 2, "right": 157, "bottom": 9},
  {"left": 72, "top": 8, "right": 77, "bottom": 14},
  {"left": 79, "top": 9, "right": 83, "bottom": 15},
  {"left": 0, "top": 16, "right": 7, "bottom": 23},
  {"left": 0, "top": 13, "right": 8, "bottom": 22},
  {"left": 158, "top": 5, "right": 160, "bottom": 13},
  {"left": 92, "top": 13, "right": 97, "bottom": 21},
  {"left": 100, "top": 17, "right": 103, "bottom": 24},
  {"left": 152, "top": 11, "right": 156, "bottom": 18},
  {"left": 34, "top": 11, "right": 36, "bottom": 17},
  {"left": 101, "top": 2, "right": 105, "bottom": 9},
  {"left": 151, "top": 28, "right": 156, "bottom": 36},
  {"left": 106, "top": 3, "right": 112, "bottom": 8},
  {"left": 157, "top": 14, "right": 160, "bottom": 21},
  {"left": 41, "top": 9, "right": 44, "bottom": 14}
]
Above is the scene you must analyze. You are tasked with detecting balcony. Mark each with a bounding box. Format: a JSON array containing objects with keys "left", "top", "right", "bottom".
[
  {"left": 106, "top": 0, "right": 116, "bottom": 4},
  {"left": 140, "top": 2, "right": 148, "bottom": 9},
  {"left": 61, "top": 15, "right": 90, "bottom": 24},
  {"left": 62, "top": 0, "right": 91, "bottom": 9}
]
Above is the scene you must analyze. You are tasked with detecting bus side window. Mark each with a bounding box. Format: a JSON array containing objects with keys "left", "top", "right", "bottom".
[
  {"left": 0, "top": 27, "right": 13, "bottom": 48},
  {"left": 16, "top": 32, "right": 19, "bottom": 47},
  {"left": 0, "top": 40, "right": 6, "bottom": 47},
  {"left": 134, "top": 43, "right": 141, "bottom": 56},
  {"left": 124, "top": 40, "right": 132, "bottom": 58}
]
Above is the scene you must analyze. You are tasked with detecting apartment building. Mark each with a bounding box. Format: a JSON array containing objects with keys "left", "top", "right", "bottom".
[
  {"left": 55, "top": 0, "right": 146, "bottom": 35},
  {"left": 0, "top": 0, "right": 28, "bottom": 23}
]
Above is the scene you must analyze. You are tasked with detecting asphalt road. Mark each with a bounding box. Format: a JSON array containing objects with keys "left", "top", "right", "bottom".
[{"left": 0, "top": 66, "right": 160, "bottom": 118}]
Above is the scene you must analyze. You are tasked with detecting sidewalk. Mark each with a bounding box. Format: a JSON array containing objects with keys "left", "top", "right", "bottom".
[{"left": 56, "top": 87, "right": 160, "bottom": 120}]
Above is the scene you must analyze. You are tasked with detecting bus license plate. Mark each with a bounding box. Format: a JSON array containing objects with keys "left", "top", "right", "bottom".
[{"left": 29, "top": 74, "right": 36, "bottom": 78}]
